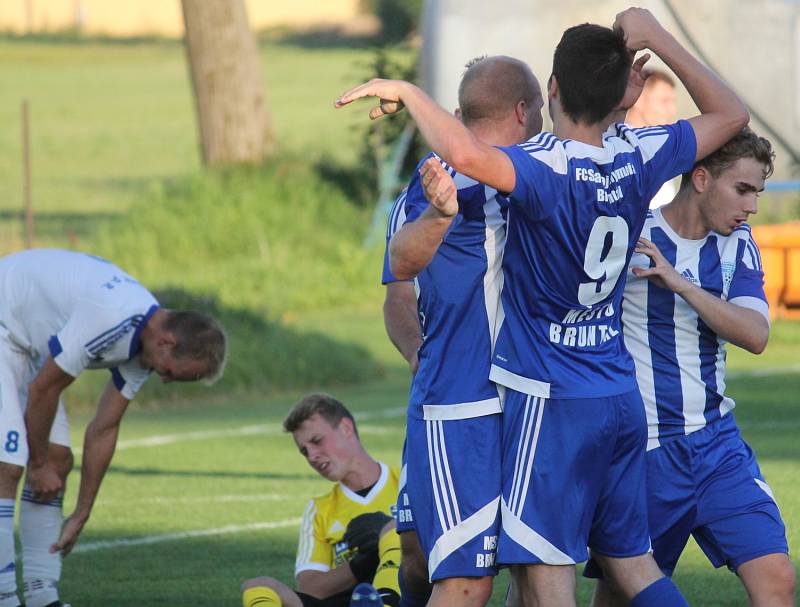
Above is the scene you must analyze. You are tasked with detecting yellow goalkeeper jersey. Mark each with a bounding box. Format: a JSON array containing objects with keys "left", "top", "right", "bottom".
[{"left": 294, "top": 461, "right": 399, "bottom": 576}]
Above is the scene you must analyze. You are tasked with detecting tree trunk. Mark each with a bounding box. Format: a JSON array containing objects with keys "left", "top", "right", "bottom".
[{"left": 181, "top": 0, "right": 275, "bottom": 165}]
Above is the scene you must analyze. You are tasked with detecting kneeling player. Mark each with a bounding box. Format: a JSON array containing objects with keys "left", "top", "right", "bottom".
[
  {"left": 241, "top": 394, "right": 401, "bottom": 607},
  {"left": 589, "top": 129, "right": 795, "bottom": 606}
]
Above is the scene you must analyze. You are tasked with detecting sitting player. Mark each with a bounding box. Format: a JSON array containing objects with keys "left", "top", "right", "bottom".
[
  {"left": 589, "top": 129, "right": 795, "bottom": 605},
  {"left": 241, "top": 393, "right": 401, "bottom": 607}
]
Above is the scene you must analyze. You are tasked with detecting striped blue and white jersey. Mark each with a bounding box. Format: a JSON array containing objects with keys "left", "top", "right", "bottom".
[
  {"left": 622, "top": 209, "right": 769, "bottom": 450},
  {"left": 0, "top": 249, "right": 158, "bottom": 399},
  {"left": 383, "top": 154, "right": 507, "bottom": 420},
  {"left": 489, "top": 121, "right": 697, "bottom": 399}
]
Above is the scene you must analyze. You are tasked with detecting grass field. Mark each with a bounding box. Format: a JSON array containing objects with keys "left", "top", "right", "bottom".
[
  {"left": 0, "top": 37, "right": 797, "bottom": 606},
  {"left": 51, "top": 314, "right": 798, "bottom": 607}
]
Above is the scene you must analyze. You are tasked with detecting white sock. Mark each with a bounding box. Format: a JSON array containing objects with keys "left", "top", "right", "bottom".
[
  {"left": 0, "top": 498, "right": 18, "bottom": 607},
  {"left": 20, "top": 486, "right": 62, "bottom": 607}
]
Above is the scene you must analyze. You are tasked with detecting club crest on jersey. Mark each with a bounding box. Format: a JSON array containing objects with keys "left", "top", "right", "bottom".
[{"left": 721, "top": 261, "right": 735, "bottom": 288}]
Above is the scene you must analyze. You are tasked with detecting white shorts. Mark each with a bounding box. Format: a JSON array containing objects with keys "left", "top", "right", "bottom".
[{"left": 0, "top": 329, "right": 71, "bottom": 467}]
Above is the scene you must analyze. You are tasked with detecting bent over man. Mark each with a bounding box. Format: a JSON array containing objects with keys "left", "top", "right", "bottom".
[{"left": 0, "top": 248, "right": 226, "bottom": 607}]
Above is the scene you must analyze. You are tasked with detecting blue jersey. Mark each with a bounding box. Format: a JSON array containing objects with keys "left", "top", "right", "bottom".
[
  {"left": 383, "top": 155, "right": 507, "bottom": 420},
  {"left": 622, "top": 209, "right": 769, "bottom": 450},
  {"left": 489, "top": 122, "right": 697, "bottom": 399}
]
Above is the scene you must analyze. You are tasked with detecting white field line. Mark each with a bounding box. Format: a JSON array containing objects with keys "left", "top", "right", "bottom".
[
  {"left": 728, "top": 365, "right": 800, "bottom": 378},
  {"left": 96, "top": 493, "right": 294, "bottom": 506},
  {"left": 72, "top": 406, "right": 406, "bottom": 455},
  {"left": 72, "top": 518, "right": 302, "bottom": 555}
]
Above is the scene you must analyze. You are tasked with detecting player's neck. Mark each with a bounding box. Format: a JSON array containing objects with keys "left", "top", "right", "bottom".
[
  {"left": 661, "top": 191, "right": 709, "bottom": 240},
  {"left": 341, "top": 455, "right": 381, "bottom": 493},
  {"left": 552, "top": 114, "right": 605, "bottom": 147}
]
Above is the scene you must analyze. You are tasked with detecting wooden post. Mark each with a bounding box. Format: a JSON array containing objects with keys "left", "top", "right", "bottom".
[{"left": 22, "top": 100, "right": 33, "bottom": 249}]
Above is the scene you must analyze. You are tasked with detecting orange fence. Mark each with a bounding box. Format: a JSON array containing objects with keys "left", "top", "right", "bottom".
[{"left": 752, "top": 222, "right": 800, "bottom": 320}]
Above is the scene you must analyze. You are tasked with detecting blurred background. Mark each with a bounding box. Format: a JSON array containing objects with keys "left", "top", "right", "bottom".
[{"left": 0, "top": 2, "right": 797, "bottom": 604}]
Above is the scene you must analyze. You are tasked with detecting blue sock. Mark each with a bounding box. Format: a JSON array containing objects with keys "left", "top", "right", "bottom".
[
  {"left": 631, "top": 577, "right": 688, "bottom": 607},
  {"left": 398, "top": 565, "right": 430, "bottom": 607}
]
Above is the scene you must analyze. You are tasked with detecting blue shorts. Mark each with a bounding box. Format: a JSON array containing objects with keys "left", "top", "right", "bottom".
[
  {"left": 395, "top": 437, "right": 415, "bottom": 534},
  {"left": 498, "top": 389, "right": 651, "bottom": 566},
  {"left": 584, "top": 413, "right": 787, "bottom": 578},
  {"left": 405, "top": 412, "right": 502, "bottom": 581}
]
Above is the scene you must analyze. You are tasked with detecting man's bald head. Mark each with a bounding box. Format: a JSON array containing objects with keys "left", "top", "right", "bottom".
[{"left": 458, "top": 56, "right": 542, "bottom": 126}]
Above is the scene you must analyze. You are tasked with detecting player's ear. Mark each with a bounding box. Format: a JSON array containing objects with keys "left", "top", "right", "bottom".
[
  {"left": 691, "top": 166, "right": 710, "bottom": 194},
  {"left": 548, "top": 74, "right": 558, "bottom": 100},
  {"left": 515, "top": 99, "right": 527, "bottom": 125},
  {"left": 454, "top": 107, "right": 462, "bottom": 122},
  {"left": 339, "top": 416, "right": 356, "bottom": 438},
  {"left": 158, "top": 330, "right": 178, "bottom": 349}
]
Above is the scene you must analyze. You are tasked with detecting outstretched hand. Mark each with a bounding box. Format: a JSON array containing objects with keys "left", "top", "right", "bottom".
[
  {"left": 334, "top": 78, "right": 408, "bottom": 120},
  {"left": 419, "top": 157, "right": 458, "bottom": 218},
  {"left": 50, "top": 514, "right": 86, "bottom": 557}
]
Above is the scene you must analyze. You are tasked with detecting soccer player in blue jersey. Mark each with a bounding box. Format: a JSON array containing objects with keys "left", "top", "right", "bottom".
[
  {"left": 588, "top": 129, "right": 795, "bottom": 606},
  {"left": 381, "top": 56, "right": 543, "bottom": 607},
  {"left": 337, "top": 6, "right": 749, "bottom": 607}
]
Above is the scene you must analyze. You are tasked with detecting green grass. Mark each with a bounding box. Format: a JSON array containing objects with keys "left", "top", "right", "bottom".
[{"left": 0, "top": 39, "right": 398, "bottom": 252}]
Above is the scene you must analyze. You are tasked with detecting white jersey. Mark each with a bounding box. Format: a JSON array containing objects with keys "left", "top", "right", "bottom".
[
  {"left": 0, "top": 249, "right": 159, "bottom": 399},
  {"left": 622, "top": 210, "right": 769, "bottom": 450}
]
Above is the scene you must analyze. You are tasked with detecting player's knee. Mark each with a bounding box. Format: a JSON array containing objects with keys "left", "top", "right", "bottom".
[
  {"left": 53, "top": 448, "right": 74, "bottom": 480},
  {"left": 379, "top": 519, "right": 396, "bottom": 538},
  {"left": 765, "top": 559, "right": 796, "bottom": 603},
  {"left": 241, "top": 576, "right": 279, "bottom": 593},
  {"left": 436, "top": 576, "right": 493, "bottom": 606},
  {"left": 0, "top": 462, "right": 24, "bottom": 492}
]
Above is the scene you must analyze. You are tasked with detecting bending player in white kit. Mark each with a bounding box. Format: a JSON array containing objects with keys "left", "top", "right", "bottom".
[{"left": 0, "top": 249, "right": 226, "bottom": 607}]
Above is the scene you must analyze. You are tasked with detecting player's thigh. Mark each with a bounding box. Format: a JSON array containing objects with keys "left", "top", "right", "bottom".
[
  {"left": 0, "top": 341, "right": 31, "bottom": 469},
  {"left": 692, "top": 418, "right": 788, "bottom": 572},
  {"left": 737, "top": 553, "right": 796, "bottom": 607},
  {"left": 588, "top": 390, "right": 651, "bottom": 561},
  {"left": 405, "top": 412, "right": 502, "bottom": 582},
  {"left": 498, "top": 390, "right": 620, "bottom": 566}
]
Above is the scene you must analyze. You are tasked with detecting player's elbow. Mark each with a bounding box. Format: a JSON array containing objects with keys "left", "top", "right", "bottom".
[
  {"left": 388, "top": 245, "right": 420, "bottom": 281},
  {"left": 727, "top": 101, "right": 750, "bottom": 134},
  {"left": 748, "top": 332, "right": 769, "bottom": 355}
]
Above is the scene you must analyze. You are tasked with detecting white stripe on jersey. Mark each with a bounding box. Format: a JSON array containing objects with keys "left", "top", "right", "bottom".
[
  {"left": 483, "top": 185, "right": 506, "bottom": 353},
  {"left": 295, "top": 500, "right": 319, "bottom": 574},
  {"left": 386, "top": 190, "right": 408, "bottom": 239}
]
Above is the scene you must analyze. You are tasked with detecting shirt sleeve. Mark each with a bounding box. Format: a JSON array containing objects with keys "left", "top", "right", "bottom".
[
  {"left": 381, "top": 155, "right": 437, "bottom": 285},
  {"left": 295, "top": 499, "right": 332, "bottom": 576},
  {"left": 728, "top": 230, "right": 769, "bottom": 321},
  {"left": 500, "top": 135, "right": 569, "bottom": 221},
  {"left": 48, "top": 301, "right": 120, "bottom": 377},
  {"left": 633, "top": 120, "right": 697, "bottom": 203},
  {"left": 109, "top": 360, "right": 151, "bottom": 401}
]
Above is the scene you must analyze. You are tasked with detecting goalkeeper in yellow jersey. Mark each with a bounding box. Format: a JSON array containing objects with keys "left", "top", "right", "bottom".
[{"left": 242, "top": 393, "right": 401, "bottom": 607}]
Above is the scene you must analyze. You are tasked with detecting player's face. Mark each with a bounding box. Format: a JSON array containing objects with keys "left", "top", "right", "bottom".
[
  {"left": 140, "top": 342, "right": 207, "bottom": 383},
  {"left": 293, "top": 414, "right": 354, "bottom": 481},
  {"left": 700, "top": 157, "right": 765, "bottom": 236},
  {"left": 638, "top": 80, "right": 676, "bottom": 125}
]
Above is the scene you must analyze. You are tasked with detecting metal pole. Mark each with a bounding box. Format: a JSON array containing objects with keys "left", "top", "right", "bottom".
[{"left": 22, "top": 100, "right": 34, "bottom": 249}]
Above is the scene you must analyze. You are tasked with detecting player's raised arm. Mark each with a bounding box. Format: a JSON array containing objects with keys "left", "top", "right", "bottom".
[
  {"left": 614, "top": 7, "right": 748, "bottom": 161},
  {"left": 335, "top": 79, "right": 516, "bottom": 192}
]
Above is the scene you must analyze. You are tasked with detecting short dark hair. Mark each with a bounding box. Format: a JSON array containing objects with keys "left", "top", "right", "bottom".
[
  {"left": 458, "top": 55, "right": 540, "bottom": 125},
  {"left": 680, "top": 127, "right": 775, "bottom": 188},
  {"left": 283, "top": 393, "right": 358, "bottom": 435},
  {"left": 552, "top": 23, "right": 631, "bottom": 124},
  {"left": 164, "top": 310, "right": 226, "bottom": 382}
]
